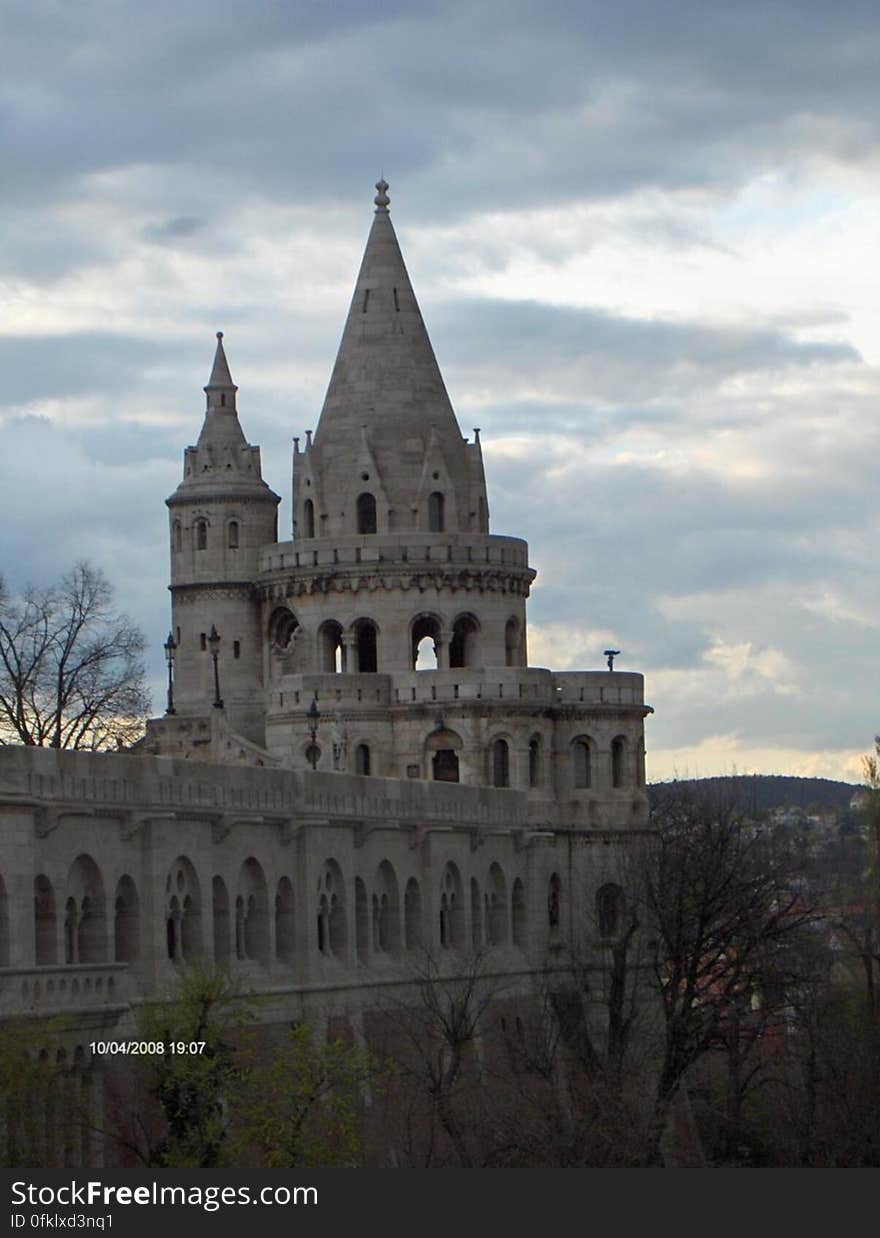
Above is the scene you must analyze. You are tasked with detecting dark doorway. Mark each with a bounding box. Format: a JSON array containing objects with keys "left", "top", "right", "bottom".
[{"left": 432, "top": 749, "right": 460, "bottom": 783}]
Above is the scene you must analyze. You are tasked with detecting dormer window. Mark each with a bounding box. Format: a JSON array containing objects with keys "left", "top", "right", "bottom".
[
  {"left": 428, "top": 491, "right": 445, "bottom": 532},
  {"left": 357, "top": 492, "right": 377, "bottom": 534}
]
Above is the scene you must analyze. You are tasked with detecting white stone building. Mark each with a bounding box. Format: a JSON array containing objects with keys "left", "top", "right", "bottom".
[{"left": 0, "top": 181, "right": 653, "bottom": 1164}]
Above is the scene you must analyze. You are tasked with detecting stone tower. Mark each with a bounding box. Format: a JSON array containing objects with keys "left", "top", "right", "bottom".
[
  {"left": 166, "top": 333, "right": 280, "bottom": 744},
  {"left": 0, "top": 183, "right": 656, "bottom": 1144},
  {"left": 152, "top": 180, "right": 650, "bottom": 832},
  {"left": 254, "top": 182, "right": 649, "bottom": 827}
]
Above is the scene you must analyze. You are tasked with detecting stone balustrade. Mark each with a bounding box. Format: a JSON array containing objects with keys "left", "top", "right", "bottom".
[
  {"left": 0, "top": 963, "right": 129, "bottom": 1016},
  {"left": 259, "top": 532, "right": 531, "bottom": 575},
  {"left": 271, "top": 668, "right": 645, "bottom": 711}
]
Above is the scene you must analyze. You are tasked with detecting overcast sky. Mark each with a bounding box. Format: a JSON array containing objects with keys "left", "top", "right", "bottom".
[{"left": 1, "top": 0, "right": 878, "bottom": 782}]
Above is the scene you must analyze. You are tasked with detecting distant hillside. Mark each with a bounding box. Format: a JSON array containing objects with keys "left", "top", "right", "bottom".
[{"left": 647, "top": 774, "right": 861, "bottom": 814}]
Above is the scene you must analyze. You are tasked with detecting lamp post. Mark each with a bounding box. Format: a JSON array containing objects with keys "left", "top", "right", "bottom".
[
  {"left": 306, "top": 697, "right": 320, "bottom": 770},
  {"left": 164, "top": 631, "right": 177, "bottom": 715},
  {"left": 208, "top": 625, "right": 224, "bottom": 708}
]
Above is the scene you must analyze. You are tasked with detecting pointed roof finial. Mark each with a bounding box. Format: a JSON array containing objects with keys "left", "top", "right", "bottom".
[
  {"left": 206, "top": 330, "right": 235, "bottom": 388},
  {"left": 374, "top": 177, "right": 390, "bottom": 213}
]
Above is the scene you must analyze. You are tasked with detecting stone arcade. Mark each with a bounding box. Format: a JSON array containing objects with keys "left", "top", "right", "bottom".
[{"left": 0, "top": 181, "right": 653, "bottom": 1164}]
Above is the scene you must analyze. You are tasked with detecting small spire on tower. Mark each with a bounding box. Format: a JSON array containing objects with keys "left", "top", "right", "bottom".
[
  {"left": 204, "top": 330, "right": 238, "bottom": 410},
  {"left": 374, "top": 177, "right": 390, "bottom": 213}
]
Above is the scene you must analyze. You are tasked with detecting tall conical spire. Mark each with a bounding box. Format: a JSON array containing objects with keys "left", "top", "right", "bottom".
[{"left": 307, "top": 179, "right": 483, "bottom": 536}]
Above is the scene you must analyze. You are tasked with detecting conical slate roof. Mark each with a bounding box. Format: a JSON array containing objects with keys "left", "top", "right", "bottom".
[{"left": 309, "top": 181, "right": 473, "bottom": 523}]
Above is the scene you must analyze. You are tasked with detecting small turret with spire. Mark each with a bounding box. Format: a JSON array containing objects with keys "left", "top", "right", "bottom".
[{"left": 165, "top": 332, "right": 280, "bottom": 741}]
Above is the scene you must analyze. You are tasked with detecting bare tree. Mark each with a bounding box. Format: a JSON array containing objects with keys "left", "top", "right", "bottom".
[
  {"left": 643, "top": 780, "right": 815, "bottom": 1164},
  {"left": 380, "top": 949, "right": 501, "bottom": 1167},
  {"left": 0, "top": 561, "right": 150, "bottom": 750}
]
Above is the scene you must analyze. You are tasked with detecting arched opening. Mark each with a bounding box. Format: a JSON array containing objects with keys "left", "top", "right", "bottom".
[
  {"left": 611, "top": 737, "right": 626, "bottom": 788},
  {"left": 35, "top": 876, "right": 57, "bottom": 965},
  {"left": 528, "top": 735, "right": 541, "bottom": 788},
  {"left": 167, "top": 900, "right": 178, "bottom": 961},
  {"left": 353, "top": 619, "right": 378, "bottom": 673},
  {"left": 181, "top": 895, "right": 201, "bottom": 960},
  {"left": 67, "top": 855, "right": 107, "bottom": 965},
  {"left": 302, "top": 499, "right": 315, "bottom": 539},
  {"left": 375, "top": 861, "right": 401, "bottom": 955},
  {"left": 355, "top": 743, "right": 371, "bottom": 776},
  {"left": 238, "top": 858, "right": 269, "bottom": 966},
  {"left": 449, "top": 613, "right": 479, "bottom": 669},
  {"left": 548, "top": 873, "right": 562, "bottom": 937},
  {"left": 213, "top": 876, "right": 231, "bottom": 966},
  {"left": 355, "top": 878, "right": 369, "bottom": 963},
  {"left": 275, "top": 877, "right": 295, "bottom": 964},
  {"left": 470, "top": 878, "right": 483, "bottom": 950},
  {"left": 512, "top": 878, "right": 527, "bottom": 949},
  {"left": 64, "top": 897, "right": 77, "bottom": 964},
  {"left": 428, "top": 491, "right": 445, "bottom": 532},
  {"left": 439, "top": 863, "right": 464, "bottom": 950},
  {"left": 356, "top": 492, "right": 377, "bottom": 534},
  {"left": 427, "top": 726, "right": 463, "bottom": 784},
  {"left": 404, "top": 878, "right": 422, "bottom": 951},
  {"left": 486, "top": 863, "right": 508, "bottom": 946},
  {"left": 492, "top": 738, "right": 510, "bottom": 788},
  {"left": 432, "top": 749, "right": 459, "bottom": 782},
  {"left": 317, "top": 860, "right": 346, "bottom": 961},
  {"left": 269, "top": 606, "right": 299, "bottom": 652},
  {"left": 415, "top": 637, "right": 437, "bottom": 670},
  {"left": 572, "top": 738, "right": 592, "bottom": 790},
  {"left": 411, "top": 614, "right": 441, "bottom": 670},
  {"left": 504, "top": 618, "right": 520, "bottom": 667},
  {"left": 318, "top": 620, "right": 344, "bottom": 673},
  {"left": 166, "top": 858, "right": 202, "bottom": 963},
  {"left": 113, "top": 876, "right": 139, "bottom": 963},
  {"left": 196, "top": 520, "right": 207, "bottom": 551},
  {"left": 597, "top": 883, "right": 625, "bottom": 939},
  {"left": 227, "top": 521, "right": 239, "bottom": 549},
  {"left": 235, "top": 895, "right": 245, "bottom": 960}
]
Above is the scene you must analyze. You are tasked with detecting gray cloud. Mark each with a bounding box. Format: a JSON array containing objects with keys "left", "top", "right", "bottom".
[{"left": 1, "top": 1, "right": 878, "bottom": 776}]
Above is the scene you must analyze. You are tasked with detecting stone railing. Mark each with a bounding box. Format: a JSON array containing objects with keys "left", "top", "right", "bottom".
[
  {"left": 0, "top": 963, "right": 130, "bottom": 1016},
  {"left": 270, "top": 668, "right": 646, "bottom": 711},
  {"left": 0, "top": 745, "right": 528, "bottom": 831},
  {"left": 259, "top": 532, "right": 531, "bottom": 575},
  {"left": 552, "top": 671, "right": 646, "bottom": 707}
]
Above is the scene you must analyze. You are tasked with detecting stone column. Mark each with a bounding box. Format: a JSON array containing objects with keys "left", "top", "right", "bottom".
[
  {"left": 437, "top": 628, "right": 453, "bottom": 670},
  {"left": 342, "top": 634, "right": 357, "bottom": 673}
]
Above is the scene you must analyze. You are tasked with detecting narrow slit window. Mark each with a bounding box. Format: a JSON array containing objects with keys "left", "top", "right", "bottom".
[
  {"left": 233, "top": 641, "right": 241, "bottom": 659},
  {"left": 200, "top": 633, "right": 207, "bottom": 651},
  {"left": 393, "top": 287, "right": 400, "bottom": 312},
  {"left": 362, "top": 288, "right": 370, "bottom": 313}
]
